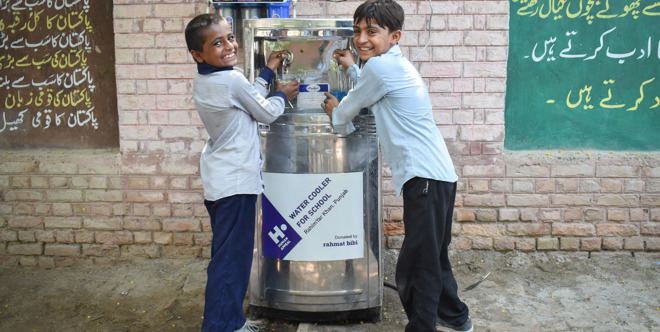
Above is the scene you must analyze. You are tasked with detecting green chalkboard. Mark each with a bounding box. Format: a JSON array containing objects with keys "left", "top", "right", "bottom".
[{"left": 505, "top": 0, "right": 660, "bottom": 151}]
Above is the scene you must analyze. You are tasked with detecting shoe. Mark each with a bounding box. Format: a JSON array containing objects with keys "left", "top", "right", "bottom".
[
  {"left": 234, "top": 322, "right": 259, "bottom": 332},
  {"left": 436, "top": 315, "right": 473, "bottom": 332}
]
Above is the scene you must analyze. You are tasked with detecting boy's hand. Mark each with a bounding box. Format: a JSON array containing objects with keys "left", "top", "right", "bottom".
[
  {"left": 267, "top": 50, "right": 289, "bottom": 72},
  {"left": 276, "top": 80, "right": 299, "bottom": 101},
  {"left": 321, "top": 92, "right": 339, "bottom": 118},
  {"left": 333, "top": 49, "right": 355, "bottom": 69}
]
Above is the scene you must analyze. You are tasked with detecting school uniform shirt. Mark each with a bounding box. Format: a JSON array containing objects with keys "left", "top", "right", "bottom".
[
  {"left": 193, "top": 64, "right": 286, "bottom": 201},
  {"left": 331, "top": 45, "right": 458, "bottom": 196}
]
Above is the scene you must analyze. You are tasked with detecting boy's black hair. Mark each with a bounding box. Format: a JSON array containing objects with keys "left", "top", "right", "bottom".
[
  {"left": 353, "top": 0, "right": 404, "bottom": 32},
  {"left": 185, "top": 13, "right": 224, "bottom": 52}
]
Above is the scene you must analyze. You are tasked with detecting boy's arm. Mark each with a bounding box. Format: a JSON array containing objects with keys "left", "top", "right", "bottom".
[
  {"left": 331, "top": 62, "right": 387, "bottom": 131},
  {"left": 253, "top": 67, "right": 283, "bottom": 98},
  {"left": 233, "top": 73, "right": 286, "bottom": 124},
  {"left": 334, "top": 50, "right": 361, "bottom": 83},
  {"left": 345, "top": 64, "right": 360, "bottom": 83}
]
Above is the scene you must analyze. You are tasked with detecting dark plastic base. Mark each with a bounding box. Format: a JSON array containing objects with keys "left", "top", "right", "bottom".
[{"left": 249, "top": 305, "right": 381, "bottom": 323}]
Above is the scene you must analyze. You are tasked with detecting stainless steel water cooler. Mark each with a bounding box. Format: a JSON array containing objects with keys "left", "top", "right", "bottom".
[{"left": 243, "top": 19, "right": 382, "bottom": 322}]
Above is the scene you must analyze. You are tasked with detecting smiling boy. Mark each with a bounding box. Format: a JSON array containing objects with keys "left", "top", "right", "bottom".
[
  {"left": 320, "top": 0, "right": 472, "bottom": 331},
  {"left": 185, "top": 13, "right": 298, "bottom": 332}
]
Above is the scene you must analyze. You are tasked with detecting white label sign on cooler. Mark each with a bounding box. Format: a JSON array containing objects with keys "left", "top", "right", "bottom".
[{"left": 261, "top": 172, "right": 364, "bottom": 261}]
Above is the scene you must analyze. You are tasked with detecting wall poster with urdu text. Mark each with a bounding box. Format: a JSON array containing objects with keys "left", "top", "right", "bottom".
[
  {"left": 0, "top": 0, "right": 119, "bottom": 149},
  {"left": 505, "top": 0, "right": 660, "bottom": 151}
]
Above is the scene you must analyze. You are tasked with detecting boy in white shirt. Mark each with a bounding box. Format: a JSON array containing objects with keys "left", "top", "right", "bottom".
[
  {"left": 321, "top": 1, "right": 472, "bottom": 331},
  {"left": 185, "top": 13, "right": 299, "bottom": 332}
]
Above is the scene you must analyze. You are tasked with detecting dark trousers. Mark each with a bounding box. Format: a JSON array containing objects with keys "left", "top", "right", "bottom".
[
  {"left": 396, "top": 178, "right": 469, "bottom": 332},
  {"left": 202, "top": 195, "right": 257, "bottom": 332}
]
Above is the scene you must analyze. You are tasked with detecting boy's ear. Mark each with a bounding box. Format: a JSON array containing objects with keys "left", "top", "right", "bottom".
[
  {"left": 390, "top": 30, "right": 402, "bottom": 46},
  {"left": 190, "top": 50, "right": 203, "bottom": 64}
]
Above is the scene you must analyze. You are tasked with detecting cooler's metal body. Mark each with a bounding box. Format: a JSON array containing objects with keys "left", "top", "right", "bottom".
[{"left": 243, "top": 19, "right": 382, "bottom": 321}]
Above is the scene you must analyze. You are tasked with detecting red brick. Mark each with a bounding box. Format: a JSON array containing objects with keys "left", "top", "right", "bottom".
[
  {"left": 173, "top": 233, "right": 194, "bottom": 245},
  {"left": 387, "top": 235, "right": 404, "bottom": 250},
  {"left": 470, "top": 237, "right": 493, "bottom": 250},
  {"left": 449, "top": 237, "right": 470, "bottom": 250},
  {"left": 123, "top": 218, "right": 161, "bottom": 231},
  {"left": 596, "top": 224, "right": 638, "bottom": 237},
  {"left": 646, "top": 238, "right": 660, "bottom": 251},
  {"left": 641, "top": 224, "right": 660, "bottom": 236},
  {"left": 194, "top": 233, "right": 212, "bottom": 247},
  {"left": 630, "top": 209, "right": 648, "bottom": 221},
  {"left": 507, "top": 195, "right": 549, "bottom": 207},
  {"left": 463, "top": 194, "right": 506, "bottom": 207},
  {"left": 559, "top": 238, "right": 580, "bottom": 251},
  {"left": 74, "top": 230, "right": 95, "bottom": 243},
  {"left": 462, "top": 224, "right": 504, "bottom": 237},
  {"left": 95, "top": 232, "right": 134, "bottom": 245},
  {"left": 125, "top": 191, "right": 164, "bottom": 203},
  {"left": 160, "top": 245, "right": 201, "bottom": 258},
  {"left": 552, "top": 223, "right": 595, "bottom": 237},
  {"left": 44, "top": 244, "right": 81, "bottom": 256},
  {"left": 595, "top": 195, "right": 639, "bottom": 207},
  {"left": 515, "top": 238, "right": 536, "bottom": 251},
  {"left": 85, "top": 190, "right": 124, "bottom": 202},
  {"left": 607, "top": 209, "right": 627, "bottom": 222},
  {"left": 580, "top": 238, "right": 602, "bottom": 251},
  {"left": 8, "top": 243, "right": 43, "bottom": 255},
  {"left": 154, "top": 232, "right": 172, "bottom": 245},
  {"left": 4, "top": 190, "right": 44, "bottom": 201},
  {"left": 537, "top": 238, "right": 559, "bottom": 250},
  {"left": 162, "top": 220, "right": 200, "bottom": 232},
  {"left": 39, "top": 257, "right": 56, "bottom": 269},
  {"left": 122, "top": 245, "right": 161, "bottom": 258},
  {"left": 168, "top": 192, "right": 203, "bottom": 204},
  {"left": 493, "top": 237, "right": 515, "bottom": 251},
  {"left": 623, "top": 238, "right": 645, "bottom": 251},
  {"left": 0, "top": 230, "right": 18, "bottom": 242},
  {"left": 602, "top": 238, "right": 624, "bottom": 250},
  {"left": 172, "top": 205, "right": 194, "bottom": 217},
  {"left": 44, "top": 217, "right": 82, "bottom": 229},
  {"left": 455, "top": 209, "right": 476, "bottom": 222},
  {"left": 507, "top": 223, "right": 549, "bottom": 236},
  {"left": 134, "top": 232, "right": 153, "bottom": 244},
  {"left": 19, "top": 256, "right": 38, "bottom": 266},
  {"left": 551, "top": 195, "right": 591, "bottom": 206},
  {"left": 476, "top": 209, "right": 498, "bottom": 222},
  {"left": 8, "top": 217, "right": 43, "bottom": 229},
  {"left": 18, "top": 231, "right": 36, "bottom": 242},
  {"left": 383, "top": 222, "right": 405, "bottom": 236},
  {"left": 54, "top": 231, "right": 76, "bottom": 243},
  {"left": 82, "top": 244, "right": 120, "bottom": 257},
  {"left": 564, "top": 209, "right": 583, "bottom": 221},
  {"left": 506, "top": 165, "right": 549, "bottom": 178}
]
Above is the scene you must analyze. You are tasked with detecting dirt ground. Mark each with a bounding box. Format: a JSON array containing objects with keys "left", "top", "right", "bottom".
[{"left": 1, "top": 250, "right": 659, "bottom": 332}]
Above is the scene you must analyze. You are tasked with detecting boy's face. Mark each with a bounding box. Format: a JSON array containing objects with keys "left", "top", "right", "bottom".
[
  {"left": 190, "top": 20, "right": 238, "bottom": 68},
  {"left": 353, "top": 18, "right": 401, "bottom": 62}
]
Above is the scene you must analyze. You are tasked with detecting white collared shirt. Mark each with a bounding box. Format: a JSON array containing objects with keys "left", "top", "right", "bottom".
[
  {"left": 331, "top": 45, "right": 458, "bottom": 195},
  {"left": 194, "top": 68, "right": 285, "bottom": 201}
]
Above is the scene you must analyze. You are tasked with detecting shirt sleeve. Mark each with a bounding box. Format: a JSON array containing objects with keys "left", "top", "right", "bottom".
[
  {"left": 232, "top": 74, "right": 285, "bottom": 124},
  {"left": 346, "top": 64, "right": 360, "bottom": 82},
  {"left": 253, "top": 67, "right": 275, "bottom": 98},
  {"left": 331, "top": 61, "right": 388, "bottom": 130}
]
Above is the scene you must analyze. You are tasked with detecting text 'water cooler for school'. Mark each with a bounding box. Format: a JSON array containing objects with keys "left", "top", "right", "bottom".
[{"left": 242, "top": 18, "right": 382, "bottom": 321}]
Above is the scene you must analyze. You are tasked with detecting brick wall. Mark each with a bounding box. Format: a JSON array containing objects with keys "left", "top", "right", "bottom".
[{"left": 0, "top": 0, "right": 658, "bottom": 268}]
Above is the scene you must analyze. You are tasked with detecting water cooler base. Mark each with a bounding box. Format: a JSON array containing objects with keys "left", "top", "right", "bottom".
[{"left": 249, "top": 305, "right": 381, "bottom": 323}]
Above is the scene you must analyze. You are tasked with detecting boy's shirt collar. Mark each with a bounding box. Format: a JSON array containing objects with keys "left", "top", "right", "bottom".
[
  {"left": 387, "top": 44, "right": 401, "bottom": 56},
  {"left": 197, "top": 63, "right": 233, "bottom": 75}
]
